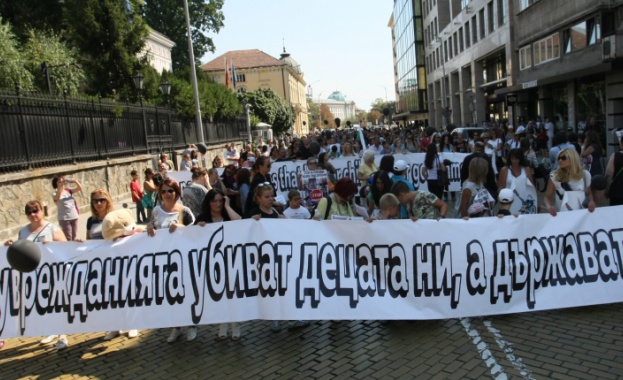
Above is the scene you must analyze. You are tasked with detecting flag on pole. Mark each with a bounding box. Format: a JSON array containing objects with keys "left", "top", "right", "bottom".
[
  {"left": 231, "top": 60, "right": 237, "bottom": 91},
  {"left": 357, "top": 126, "right": 367, "bottom": 152},
  {"left": 224, "top": 58, "right": 230, "bottom": 89}
]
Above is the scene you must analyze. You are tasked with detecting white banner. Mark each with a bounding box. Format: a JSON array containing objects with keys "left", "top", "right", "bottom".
[
  {"left": 1, "top": 207, "right": 623, "bottom": 338},
  {"left": 170, "top": 152, "right": 468, "bottom": 200}
]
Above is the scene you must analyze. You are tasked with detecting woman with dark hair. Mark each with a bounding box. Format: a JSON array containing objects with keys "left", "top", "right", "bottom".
[
  {"left": 367, "top": 170, "right": 393, "bottom": 217},
  {"left": 440, "top": 134, "right": 453, "bottom": 153},
  {"left": 195, "top": 189, "right": 242, "bottom": 339},
  {"left": 497, "top": 149, "right": 537, "bottom": 214},
  {"left": 236, "top": 168, "right": 252, "bottom": 215},
  {"left": 459, "top": 157, "right": 495, "bottom": 218},
  {"left": 146, "top": 178, "right": 196, "bottom": 343},
  {"left": 245, "top": 156, "right": 281, "bottom": 213},
  {"left": 313, "top": 177, "right": 360, "bottom": 220},
  {"left": 422, "top": 144, "right": 446, "bottom": 199},
  {"left": 581, "top": 130, "right": 604, "bottom": 176},
  {"left": 379, "top": 155, "right": 395, "bottom": 174},
  {"left": 51, "top": 175, "right": 82, "bottom": 241}
]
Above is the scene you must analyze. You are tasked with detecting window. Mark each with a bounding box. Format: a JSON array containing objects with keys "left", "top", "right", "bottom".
[
  {"left": 533, "top": 33, "right": 560, "bottom": 66},
  {"left": 472, "top": 15, "right": 478, "bottom": 43},
  {"left": 519, "top": 0, "right": 540, "bottom": 12},
  {"left": 497, "top": 0, "right": 506, "bottom": 25},
  {"left": 459, "top": 28, "right": 464, "bottom": 52},
  {"left": 519, "top": 45, "right": 532, "bottom": 70},
  {"left": 479, "top": 9, "right": 486, "bottom": 39},
  {"left": 565, "top": 21, "right": 587, "bottom": 53},
  {"left": 488, "top": 2, "right": 494, "bottom": 33},
  {"left": 454, "top": 32, "right": 458, "bottom": 56},
  {"left": 587, "top": 17, "right": 601, "bottom": 45},
  {"left": 465, "top": 21, "right": 471, "bottom": 47}
]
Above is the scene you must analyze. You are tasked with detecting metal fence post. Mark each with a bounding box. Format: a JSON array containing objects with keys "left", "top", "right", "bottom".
[
  {"left": 63, "top": 90, "right": 76, "bottom": 163},
  {"left": 15, "top": 84, "right": 33, "bottom": 169}
]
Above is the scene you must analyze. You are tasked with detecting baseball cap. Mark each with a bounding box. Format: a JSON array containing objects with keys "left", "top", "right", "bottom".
[
  {"left": 393, "top": 160, "right": 408, "bottom": 172},
  {"left": 499, "top": 188, "right": 515, "bottom": 204}
]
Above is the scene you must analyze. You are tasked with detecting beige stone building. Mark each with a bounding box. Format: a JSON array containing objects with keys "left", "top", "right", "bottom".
[
  {"left": 201, "top": 49, "right": 310, "bottom": 136},
  {"left": 141, "top": 28, "right": 175, "bottom": 74}
]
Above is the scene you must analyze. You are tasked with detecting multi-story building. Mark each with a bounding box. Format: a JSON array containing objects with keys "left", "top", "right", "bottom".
[
  {"left": 201, "top": 49, "right": 309, "bottom": 136},
  {"left": 419, "top": 0, "right": 622, "bottom": 154},
  {"left": 313, "top": 91, "right": 357, "bottom": 122},
  {"left": 391, "top": 0, "right": 429, "bottom": 127}
]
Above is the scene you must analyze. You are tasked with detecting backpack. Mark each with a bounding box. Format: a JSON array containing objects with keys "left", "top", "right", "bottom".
[{"left": 312, "top": 196, "right": 333, "bottom": 220}]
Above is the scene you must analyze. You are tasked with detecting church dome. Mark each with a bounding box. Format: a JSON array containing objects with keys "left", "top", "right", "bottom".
[
  {"left": 328, "top": 91, "right": 346, "bottom": 102},
  {"left": 280, "top": 49, "right": 302, "bottom": 75}
]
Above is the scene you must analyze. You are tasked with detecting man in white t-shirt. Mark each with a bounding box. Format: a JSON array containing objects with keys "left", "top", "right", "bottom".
[
  {"left": 224, "top": 143, "right": 239, "bottom": 167},
  {"left": 544, "top": 117, "right": 555, "bottom": 149}
]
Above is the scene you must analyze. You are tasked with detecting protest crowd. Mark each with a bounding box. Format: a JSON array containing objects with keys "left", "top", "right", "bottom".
[{"left": 2, "top": 117, "right": 623, "bottom": 351}]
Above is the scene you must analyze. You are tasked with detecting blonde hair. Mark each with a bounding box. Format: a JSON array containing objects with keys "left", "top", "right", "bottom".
[
  {"left": 90, "top": 189, "right": 114, "bottom": 218},
  {"left": 554, "top": 148, "right": 583, "bottom": 182},
  {"left": 379, "top": 193, "right": 400, "bottom": 211},
  {"left": 467, "top": 157, "right": 489, "bottom": 186},
  {"left": 254, "top": 183, "right": 274, "bottom": 202}
]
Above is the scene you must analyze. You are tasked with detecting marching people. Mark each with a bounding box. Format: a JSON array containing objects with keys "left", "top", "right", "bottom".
[
  {"left": 458, "top": 157, "right": 495, "bottom": 218},
  {"left": 391, "top": 181, "right": 448, "bottom": 221},
  {"left": 605, "top": 130, "right": 623, "bottom": 206},
  {"left": 544, "top": 148, "right": 596, "bottom": 216},
  {"left": 146, "top": 179, "right": 197, "bottom": 343},
  {"left": 497, "top": 149, "right": 538, "bottom": 215},
  {"left": 181, "top": 167, "right": 211, "bottom": 218},
  {"left": 86, "top": 189, "right": 140, "bottom": 340},
  {"left": 5, "top": 200, "right": 68, "bottom": 350},
  {"left": 130, "top": 170, "right": 147, "bottom": 224},
  {"left": 52, "top": 175, "right": 82, "bottom": 241},
  {"left": 195, "top": 189, "right": 242, "bottom": 340}
]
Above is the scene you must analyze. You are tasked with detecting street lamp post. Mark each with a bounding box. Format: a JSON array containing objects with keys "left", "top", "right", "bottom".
[
  {"left": 159, "top": 82, "right": 172, "bottom": 147},
  {"left": 133, "top": 72, "right": 147, "bottom": 153},
  {"left": 183, "top": 0, "right": 205, "bottom": 147}
]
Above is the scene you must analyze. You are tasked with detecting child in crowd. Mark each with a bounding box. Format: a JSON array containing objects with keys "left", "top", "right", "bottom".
[
  {"left": 130, "top": 170, "right": 147, "bottom": 223},
  {"left": 497, "top": 188, "right": 514, "bottom": 217},
  {"left": 376, "top": 193, "right": 401, "bottom": 220},
  {"left": 283, "top": 189, "right": 311, "bottom": 219},
  {"left": 244, "top": 184, "right": 284, "bottom": 220},
  {"left": 390, "top": 181, "right": 448, "bottom": 220}
]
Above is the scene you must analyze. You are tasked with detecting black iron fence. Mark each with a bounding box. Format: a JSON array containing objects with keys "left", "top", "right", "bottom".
[{"left": 0, "top": 89, "right": 248, "bottom": 173}]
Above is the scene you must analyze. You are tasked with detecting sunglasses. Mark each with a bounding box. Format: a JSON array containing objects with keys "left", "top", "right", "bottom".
[
  {"left": 92, "top": 198, "right": 107, "bottom": 204},
  {"left": 26, "top": 209, "right": 40, "bottom": 215},
  {"left": 160, "top": 188, "right": 176, "bottom": 194},
  {"left": 258, "top": 182, "right": 272, "bottom": 188},
  {"left": 558, "top": 155, "right": 568, "bottom": 161}
]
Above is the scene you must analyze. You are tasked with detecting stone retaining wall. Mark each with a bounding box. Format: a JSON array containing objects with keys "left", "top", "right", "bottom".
[{"left": 0, "top": 142, "right": 243, "bottom": 242}]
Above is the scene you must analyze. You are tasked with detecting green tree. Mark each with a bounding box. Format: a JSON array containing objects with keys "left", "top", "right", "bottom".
[
  {"left": 0, "top": 1, "right": 64, "bottom": 42},
  {"left": 239, "top": 88, "right": 294, "bottom": 136},
  {"left": 142, "top": 0, "right": 225, "bottom": 71},
  {"left": 63, "top": 0, "right": 149, "bottom": 97},
  {"left": 307, "top": 98, "right": 320, "bottom": 130},
  {"left": 0, "top": 18, "right": 34, "bottom": 90},
  {"left": 22, "top": 29, "right": 84, "bottom": 96}
]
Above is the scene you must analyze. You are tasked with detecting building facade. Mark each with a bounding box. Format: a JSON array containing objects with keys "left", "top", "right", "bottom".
[
  {"left": 419, "top": 0, "right": 622, "bottom": 155},
  {"left": 201, "top": 49, "right": 309, "bottom": 136},
  {"left": 391, "top": 0, "right": 429, "bottom": 126},
  {"left": 313, "top": 91, "right": 357, "bottom": 122},
  {"left": 142, "top": 29, "right": 175, "bottom": 74}
]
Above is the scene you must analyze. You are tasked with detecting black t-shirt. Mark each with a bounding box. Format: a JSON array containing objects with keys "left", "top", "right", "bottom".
[{"left": 244, "top": 207, "right": 281, "bottom": 219}]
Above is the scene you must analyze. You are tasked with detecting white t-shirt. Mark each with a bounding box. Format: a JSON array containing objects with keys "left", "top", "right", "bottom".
[
  {"left": 284, "top": 206, "right": 311, "bottom": 219},
  {"left": 225, "top": 148, "right": 239, "bottom": 166},
  {"left": 19, "top": 222, "right": 61, "bottom": 242}
]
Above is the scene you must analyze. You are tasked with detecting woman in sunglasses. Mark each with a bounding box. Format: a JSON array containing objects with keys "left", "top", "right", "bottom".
[
  {"left": 146, "top": 178, "right": 196, "bottom": 343},
  {"left": 4, "top": 200, "right": 68, "bottom": 350},
  {"left": 86, "top": 189, "right": 140, "bottom": 340},
  {"left": 544, "top": 148, "right": 596, "bottom": 216}
]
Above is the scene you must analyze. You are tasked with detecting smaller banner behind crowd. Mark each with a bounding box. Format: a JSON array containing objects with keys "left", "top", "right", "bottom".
[
  {"left": 1, "top": 207, "right": 623, "bottom": 338},
  {"left": 170, "top": 153, "right": 469, "bottom": 200}
]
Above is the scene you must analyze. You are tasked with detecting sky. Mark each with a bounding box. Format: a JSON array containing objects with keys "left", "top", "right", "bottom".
[{"left": 201, "top": 0, "right": 395, "bottom": 111}]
